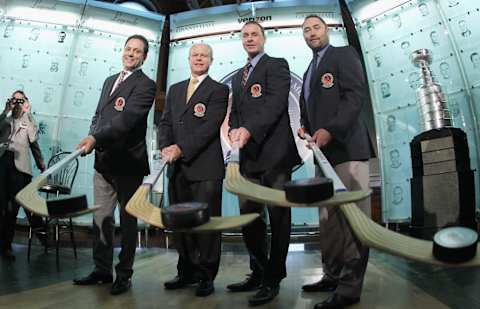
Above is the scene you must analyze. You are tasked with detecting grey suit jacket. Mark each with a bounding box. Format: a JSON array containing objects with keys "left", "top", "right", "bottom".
[{"left": 0, "top": 110, "right": 43, "bottom": 175}]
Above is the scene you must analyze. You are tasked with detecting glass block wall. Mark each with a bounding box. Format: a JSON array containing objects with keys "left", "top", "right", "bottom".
[
  {"left": 0, "top": 0, "right": 164, "bottom": 223},
  {"left": 347, "top": 0, "right": 480, "bottom": 222}
]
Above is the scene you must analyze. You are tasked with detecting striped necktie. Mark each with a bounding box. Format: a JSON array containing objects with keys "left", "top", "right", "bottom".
[
  {"left": 241, "top": 62, "right": 252, "bottom": 87},
  {"left": 111, "top": 70, "right": 127, "bottom": 94}
]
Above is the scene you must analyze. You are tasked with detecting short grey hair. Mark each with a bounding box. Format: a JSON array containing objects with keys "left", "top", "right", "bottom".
[{"left": 189, "top": 43, "right": 213, "bottom": 60}]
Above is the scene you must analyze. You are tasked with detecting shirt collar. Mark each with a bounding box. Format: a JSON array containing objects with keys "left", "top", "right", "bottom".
[
  {"left": 190, "top": 73, "right": 208, "bottom": 84},
  {"left": 248, "top": 52, "right": 265, "bottom": 68},
  {"left": 314, "top": 44, "right": 330, "bottom": 58},
  {"left": 190, "top": 72, "right": 208, "bottom": 87},
  {"left": 122, "top": 66, "right": 141, "bottom": 80}
]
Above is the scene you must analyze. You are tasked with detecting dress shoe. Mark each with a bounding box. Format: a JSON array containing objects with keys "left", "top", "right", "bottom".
[
  {"left": 73, "top": 272, "right": 113, "bottom": 285},
  {"left": 0, "top": 248, "right": 15, "bottom": 261},
  {"left": 195, "top": 280, "right": 214, "bottom": 297},
  {"left": 302, "top": 278, "right": 338, "bottom": 292},
  {"left": 248, "top": 285, "right": 279, "bottom": 306},
  {"left": 314, "top": 293, "right": 360, "bottom": 309},
  {"left": 226, "top": 274, "right": 262, "bottom": 292},
  {"left": 110, "top": 277, "right": 132, "bottom": 295},
  {"left": 164, "top": 276, "right": 197, "bottom": 290}
]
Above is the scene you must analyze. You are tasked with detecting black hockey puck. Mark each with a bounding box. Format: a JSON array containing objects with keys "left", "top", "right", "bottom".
[
  {"left": 284, "top": 177, "right": 334, "bottom": 203},
  {"left": 46, "top": 195, "right": 88, "bottom": 216},
  {"left": 161, "top": 202, "right": 210, "bottom": 229},
  {"left": 433, "top": 226, "right": 478, "bottom": 263}
]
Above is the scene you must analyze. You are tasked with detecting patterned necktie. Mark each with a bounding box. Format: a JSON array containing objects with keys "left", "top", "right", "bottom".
[
  {"left": 111, "top": 70, "right": 127, "bottom": 94},
  {"left": 241, "top": 62, "right": 252, "bottom": 87},
  {"left": 186, "top": 77, "right": 199, "bottom": 103}
]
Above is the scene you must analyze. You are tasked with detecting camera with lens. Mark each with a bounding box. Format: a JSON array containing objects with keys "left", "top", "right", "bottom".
[{"left": 7, "top": 98, "right": 25, "bottom": 105}]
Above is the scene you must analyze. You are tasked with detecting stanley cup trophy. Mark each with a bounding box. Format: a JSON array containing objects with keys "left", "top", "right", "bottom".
[{"left": 409, "top": 49, "right": 476, "bottom": 239}]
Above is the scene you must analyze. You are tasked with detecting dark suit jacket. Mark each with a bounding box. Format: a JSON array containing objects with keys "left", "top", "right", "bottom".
[
  {"left": 229, "top": 54, "right": 301, "bottom": 174},
  {"left": 158, "top": 76, "right": 229, "bottom": 181},
  {"left": 89, "top": 69, "right": 156, "bottom": 176},
  {"left": 300, "top": 46, "right": 374, "bottom": 166}
]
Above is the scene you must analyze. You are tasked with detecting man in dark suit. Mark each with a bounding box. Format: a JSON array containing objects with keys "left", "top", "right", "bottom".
[
  {"left": 226, "top": 21, "right": 301, "bottom": 306},
  {"left": 73, "top": 34, "right": 156, "bottom": 296},
  {"left": 298, "top": 15, "right": 375, "bottom": 309},
  {"left": 158, "top": 43, "right": 228, "bottom": 297}
]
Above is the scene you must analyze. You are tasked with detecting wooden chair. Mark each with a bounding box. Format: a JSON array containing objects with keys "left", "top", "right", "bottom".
[{"left": 16, "top": 149, "right": 100, "bottom": 263}]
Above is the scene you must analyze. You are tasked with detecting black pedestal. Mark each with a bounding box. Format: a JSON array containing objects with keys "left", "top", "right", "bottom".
[{"left": 410, "top": 128, "right": 476, "bottom": 239}]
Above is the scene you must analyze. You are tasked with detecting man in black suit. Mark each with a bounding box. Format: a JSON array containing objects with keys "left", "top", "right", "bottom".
[
  {"left": 158, "top": 43, "right": 228, "bottom": 297},
  {"left": 226, "top": 21, "right": 301, "bottom": 306},
  {"left": 298, "top": 15, "right": 374, "bottom": 309},
  {"left": 73, "top": 34, "right": 156, "bottom": 296}
]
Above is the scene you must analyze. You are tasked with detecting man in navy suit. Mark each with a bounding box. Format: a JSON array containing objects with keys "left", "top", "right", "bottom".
[
  {"left": 73, "top": 34, "right": 156, "bottom": 296},
  {"left": 158, "top": 43, "right": 228, "bottom": 297},
  {"left": 299, "top": 15, "right": 375, "bottom": 309},
  {"left": 226, "top": 21, "right": 301, "bottom": 306}
]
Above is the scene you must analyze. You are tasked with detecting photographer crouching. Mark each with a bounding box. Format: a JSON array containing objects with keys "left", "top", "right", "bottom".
[{"left": 0, "top": 90, "right": 47, "bottom": 261}]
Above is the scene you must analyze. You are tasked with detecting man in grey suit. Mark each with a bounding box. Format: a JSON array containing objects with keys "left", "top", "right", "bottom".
[
  {"left": 299, "top": 15, "right": 375, "bottom": 309},
  {"left": 73, "top": 34, "right": 156, "bottom": 296}
]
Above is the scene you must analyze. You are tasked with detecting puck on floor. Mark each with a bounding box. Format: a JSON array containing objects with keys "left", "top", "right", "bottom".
[{"left": 433, "top": 226, "right": 478, "bottom": 263}]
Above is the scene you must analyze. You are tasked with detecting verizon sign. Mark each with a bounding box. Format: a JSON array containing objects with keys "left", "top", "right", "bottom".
[{"left": 170, "top": 3, "right": 341, "bottom": 40}]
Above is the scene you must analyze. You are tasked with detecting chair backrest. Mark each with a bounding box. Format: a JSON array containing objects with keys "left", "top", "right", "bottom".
[{"left": 46, "top": 151, "right": 79, "bottom": 190}]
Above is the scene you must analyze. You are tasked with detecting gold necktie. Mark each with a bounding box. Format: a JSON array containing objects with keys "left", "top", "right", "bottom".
[{"left": 186, "top": 77, "right": 199, "bottom": 103}]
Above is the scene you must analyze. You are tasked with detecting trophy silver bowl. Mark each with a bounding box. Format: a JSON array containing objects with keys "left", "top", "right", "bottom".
[{"left": 411, "top": 49, "right": 451, "bottom": 131}]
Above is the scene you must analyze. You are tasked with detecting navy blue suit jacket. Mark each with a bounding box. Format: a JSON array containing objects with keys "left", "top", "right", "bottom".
[
  {"left": 229, "top": 54, "right": 301, "bottom": 174},
  {"left": 300, "top": 46, "right": 374, "bottom": 166}
]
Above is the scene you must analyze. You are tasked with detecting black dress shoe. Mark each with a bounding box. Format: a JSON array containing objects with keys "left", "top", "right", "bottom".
[
  {"left": 195, "top": 280, "right": 214, "bottom": 297},
  {"left": 313, "top": 293, "right": 360, "bottom": 309},
  {"left": 111, "top": 277, "right": 132, "bottom": 295},
  {"left": 0, "top": 248, "right": 15, "bottom": 261},
  {"left": 164, "top": 276, "right": 197, "bottom": 290},
  {"left": 226, "top": 274, "right": 262, "bottom": 292},
  {"left": 73, "top": 272, "right": 113, "bottom": 285},
  {"left": 248, "top": 285, "right": 279, "bottom": 306},
  {"left": 302, "top": 278, "right": 338, "bottom": 292}
]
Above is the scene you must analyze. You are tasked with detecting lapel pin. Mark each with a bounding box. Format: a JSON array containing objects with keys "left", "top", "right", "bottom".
[
  {"left": 194, "top": 103, "right": 206, "bottom": 117},
  {"left": 251, "top": 83, "right": 262, "bottom": 98},
  {"left": 321, "top": 73, "right": 334, "bottom": 88},
  {"left": 114, "top": 97, "right": 126, "bottom": 111}
]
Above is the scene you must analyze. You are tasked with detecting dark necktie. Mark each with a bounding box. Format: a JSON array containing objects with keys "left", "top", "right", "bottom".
[
  {"left": 241, "top": 62, "right": 252, "bottom": 87},
  {"left": 309, "top": 52, "right": 319, "bottom": 89}
]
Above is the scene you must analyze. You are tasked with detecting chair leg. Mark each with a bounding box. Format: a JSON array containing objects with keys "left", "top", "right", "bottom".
[
  {"left": 144, "top": 226, "right": 149, "bottom": 248},
  {"left": 44, "top": 218, "right": 49, "bottom": 254},
  {"left": 27, "top": 226, "right": 32, "bottom": 262},
  {"left": 137, "top": 230, "right": 142, "bottom": 248},
  {"left": 55, "top": 221, "right": 59, "bottom": 264},
  {"left": 69, "top": 218, "right": 77, "bottom": 259}
]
